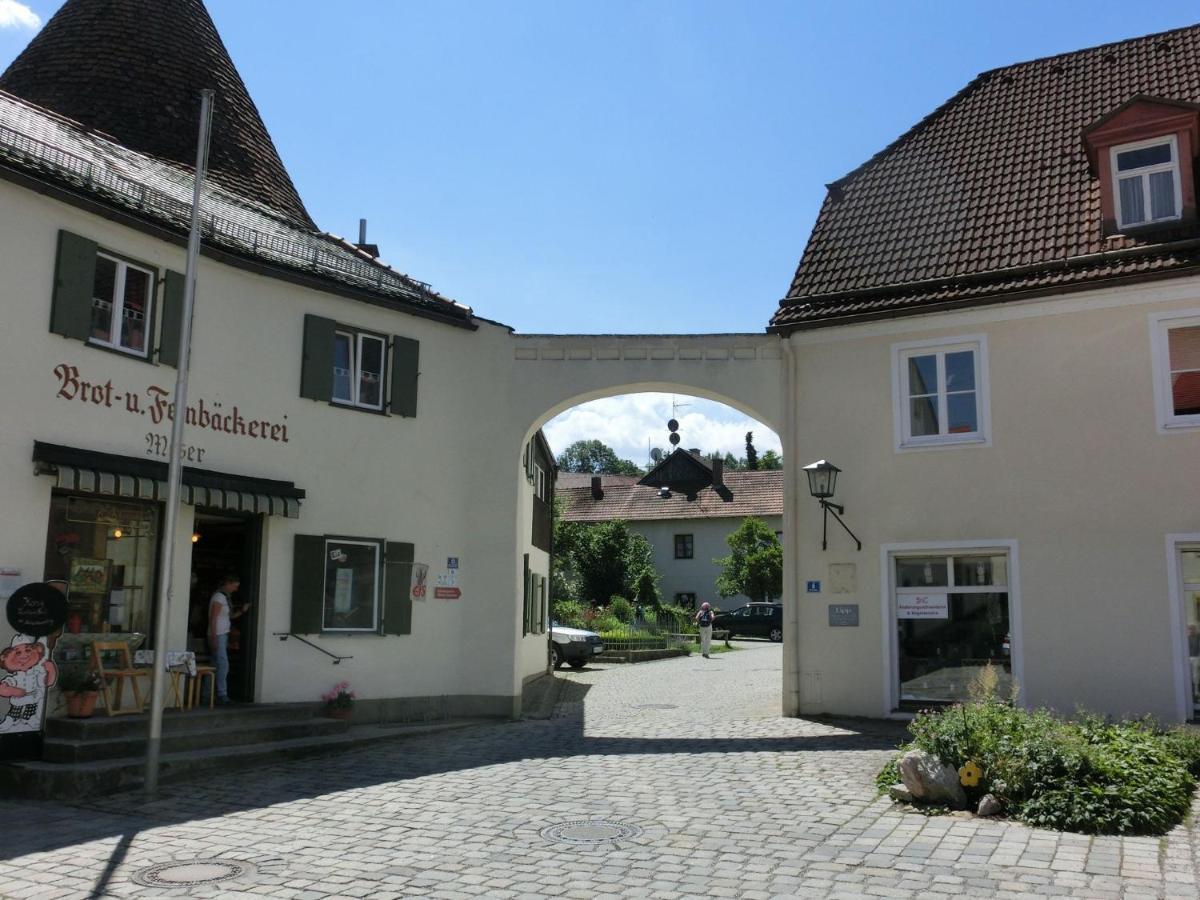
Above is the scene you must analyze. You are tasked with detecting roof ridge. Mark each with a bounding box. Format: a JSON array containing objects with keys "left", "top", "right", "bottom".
[{"left": 979, "top": 20, "right": 1200, "bottom": 76}]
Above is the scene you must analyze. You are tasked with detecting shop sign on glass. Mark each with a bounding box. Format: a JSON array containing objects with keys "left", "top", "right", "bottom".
[{"left": 897, "top": 593, "right": 949, "bottom": 619}]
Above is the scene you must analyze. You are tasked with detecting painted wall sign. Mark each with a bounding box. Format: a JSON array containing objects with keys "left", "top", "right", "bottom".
[
  {"left": 53, "top": 362, "right": 291, "bottom": 444},
  {"left": 805, "top": 580, "right": 821, "bottom": 593},
  {"left": 897, "top": 593, "right": 949, "bottom": 620},
  {"left": 410, "top": 562, "right": 429, "bottom": 600},
  {"left": 828, "top": 604, "right": 859, "bottom": 627}
]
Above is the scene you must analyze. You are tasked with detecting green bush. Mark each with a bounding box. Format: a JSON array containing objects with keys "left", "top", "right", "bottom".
[
  {"left": 590, "top": 613, "right": 622, "bottom": 634},
  {"left": 887, "top": 689, "right": 1197, "bottom": 835},
  {"left": 551, "top": 598, "right": 586, "bottom": 629},
  {"left": 609, "top": 597, "right": 634, "bottom": 624},
  {"left": 875, "top": 755, "right": 900, "bottom": 795},
  {"left": 1159, "top": 725, "right": 1200, "bottom": 777}
]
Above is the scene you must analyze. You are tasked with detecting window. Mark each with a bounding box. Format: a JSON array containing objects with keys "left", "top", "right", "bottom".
[
  {"left": 1151, "top": 311, "right": 1200, "bottom": 430},
  {"left": 1112, "top": 136, "right": 1182, "bottom": 229},
  {"left": 300, "top": 314, "right": 420, "bottom": 417},
  {"left": 289, "top": 534, "right": 413, "bottom": 636},
  {"left": 892, "top": 335, "right": 990, "bottom": 450},
  {"left": 674, "top": 534, "right": 694, "bottom": 559},
  {"left": 675, "top": 592, "right": 697, "bottom": 609},
  {"left": 90, "top": 253, "right": 153, "bottom": 357},
  {"left": 892, "top": 549, "right": 1012, "bottom": 708},
  {"left": 331, "top": 330, "right": 386, "bottom": 410},
  {"left": 1179, "top": 546, "right": 1200, "bottom": 716},
  {"left": 534, "top": 464, "right": 547, "bottom": 502}
]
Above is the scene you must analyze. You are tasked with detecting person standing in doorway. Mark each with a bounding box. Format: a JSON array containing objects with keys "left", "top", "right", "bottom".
[
  {"left": 209, "top": 574, "right": 247, "bottom": 705},
  {"left": 694, "top": 602, "right": 715, "bottom": 659}
]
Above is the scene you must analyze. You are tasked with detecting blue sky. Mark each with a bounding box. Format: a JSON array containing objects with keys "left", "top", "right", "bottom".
[{"left": 3, "top": 1, "right": 1198, "bottom": 460}]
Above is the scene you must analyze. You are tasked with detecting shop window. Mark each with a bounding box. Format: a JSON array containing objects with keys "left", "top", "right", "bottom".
[
  {"left": 300, "top": 314, "right": 419, "bottom": 416},
  {"left": 674, "top": 534, "right": 694, "bottom": 559},
  {"left": 892, "top": 335, "right": 990, "bottom": 450},
  {"left": 49, "top": 230, "right": 184, "bottom": 365},
  {"left": 289, "top": 535, "right": 413, "bottom": 635},
  {"left": 1112, "top": 136, "right": 1182, "bottom": 229},
  {"left": 42, "top": 495, "right": 160, "bottom": 644},
  {"left": 1151, "top": 310, "right": 1200, "bottom": 430},
  {"left": 893, "top": 550, "right": 1011, "bottom": 708},
  {"left": 1181, "top": 547, "right": 1200, "bottom": 716}
]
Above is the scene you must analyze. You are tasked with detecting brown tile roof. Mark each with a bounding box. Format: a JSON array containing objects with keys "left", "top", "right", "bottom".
[
  {"left": 0, "top": 0, "right": 314, "bottom": 229},
  {"left": 556, "top": 473, "right": 642, "bottom": 489},
  {"left": 559, "top": 471, "right": 782, "bottom": 523},
  {"left": 772, "top": 24, "right": 1200, "bottom": 332}
]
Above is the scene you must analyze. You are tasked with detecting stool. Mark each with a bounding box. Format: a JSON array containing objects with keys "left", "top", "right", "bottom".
[
  {"left": 167, "top": 668, "right": 187, "bottom": 710},
  {"left": 189, "top": 665, "right": 216, "bottom": 710}
]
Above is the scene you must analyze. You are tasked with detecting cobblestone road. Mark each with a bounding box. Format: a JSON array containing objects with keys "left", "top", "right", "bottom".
[{"left": 2, "top": 642, "right": 1199, "bottom": 898}]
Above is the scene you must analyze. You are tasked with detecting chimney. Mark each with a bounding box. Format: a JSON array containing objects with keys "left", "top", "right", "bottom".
[
  {"left": 712, "top": 456, "right": 724, "bottom": 487},
  {"left": 355, "top": 218, "right": 380, "bottom": 258},
  {"left": 689, "top": 448, "right": 701, "bottom": 458},
  {"left": 590, "top": 476, "right": 603, "bottom": 501}
]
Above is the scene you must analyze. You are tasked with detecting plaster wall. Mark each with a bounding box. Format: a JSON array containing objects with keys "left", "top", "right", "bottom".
[{"left": 786, "top": 276, "right": 1200, "bottom": 722}]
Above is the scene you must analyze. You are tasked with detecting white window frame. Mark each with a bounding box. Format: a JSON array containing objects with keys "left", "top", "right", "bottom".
[
  {"left": 90, "top": 252, "right": 154, "bottom": 358},
  {"left": 1111, "top": 135, "right": 1182, "bottom": 230},
  {"left": 891, "top": 334, "right": 990, "bottom": 451},
  {"left": 1166, "top": 534, "right": 1200, "bottom": 723},
  {"left": 321, "top": 537, "right": 382, "bottom": 633},
  {"left": 1149, "top": 308, "right": 1200, "bottom": 432},
  {"left": 879, "top": 540, "right": 1022, "bottom": 718},
  {"left": 331, "top": 329, "right": 386, "bottom": 411},
  {"left": 534, "top": 463, "right": 547, "bottom": 501}
]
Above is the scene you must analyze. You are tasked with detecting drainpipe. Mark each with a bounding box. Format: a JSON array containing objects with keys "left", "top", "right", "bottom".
[{"left": 781, "top": 336, "right": 802, "bottom": 717}]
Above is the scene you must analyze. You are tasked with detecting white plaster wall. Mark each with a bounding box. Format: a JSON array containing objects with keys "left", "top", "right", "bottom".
[
  {"left": 629, "top": 516, "right": 783, "bottom": 607},
  {"left": 787, "top": 278, "right": 1200, "bottom": 722},
  {"left": 516, "top": 458, "right": 551, "bottom": 681}
]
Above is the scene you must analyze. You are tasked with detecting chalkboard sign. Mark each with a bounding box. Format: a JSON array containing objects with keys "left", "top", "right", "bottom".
[{"left": 6, "top": 582, "right": 68, "bottom": 637}]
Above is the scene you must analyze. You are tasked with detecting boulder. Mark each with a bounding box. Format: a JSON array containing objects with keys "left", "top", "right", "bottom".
[
  {"left": 897, "top": 749, "right": 967, "bottom": 809},
  {"left": 888, "top": 783, "right": 913, "bottom": 803},
  {"left": 977, "top": 793, "right": 1002, "bottom": 817}
]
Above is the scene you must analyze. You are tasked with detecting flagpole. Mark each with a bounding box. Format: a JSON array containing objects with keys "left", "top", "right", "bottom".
[{"left": 145, "top": 89, "right": 214, "bottom": 796}]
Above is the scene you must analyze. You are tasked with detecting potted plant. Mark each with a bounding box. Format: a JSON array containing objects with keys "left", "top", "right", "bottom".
[
  {"left": 320, "top": 681, "right": 356, "bottom": 720},
  {"left": 58, "top": 665, "right": 102, "bottom": 718}
]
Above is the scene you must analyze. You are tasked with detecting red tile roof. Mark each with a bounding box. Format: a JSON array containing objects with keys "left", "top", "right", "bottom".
[
  {"left": 772, "top": 24, "right": 1200, "bottom": 332},
  {"left": 559, "top": 471, "right": 782, "bottom": 523}
]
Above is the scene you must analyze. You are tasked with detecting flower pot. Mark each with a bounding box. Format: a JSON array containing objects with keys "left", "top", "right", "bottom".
[
  {"left": 323, "top": 706, "right": 352, "bottom": 721},
  {"left": 66, "top": 690, "right": 99, "bottom": 718}
]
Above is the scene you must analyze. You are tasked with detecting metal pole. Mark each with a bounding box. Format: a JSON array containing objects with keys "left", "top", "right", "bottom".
[{"left": 144, "top": 89, "right": 214, "bottom": 796}]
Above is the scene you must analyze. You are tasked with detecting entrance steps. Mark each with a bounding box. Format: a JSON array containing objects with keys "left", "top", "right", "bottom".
[{"left": 0, "top": 704, "right": 483, "bottom": 799}]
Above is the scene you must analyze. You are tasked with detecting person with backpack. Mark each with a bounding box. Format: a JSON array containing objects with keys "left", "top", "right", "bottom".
[{"left": 694, "top": 602, "right": 715, "bottom": 658}]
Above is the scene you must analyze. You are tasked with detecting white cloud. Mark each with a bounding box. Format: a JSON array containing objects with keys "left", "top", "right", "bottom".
[
  {"left": 542, "top": 392, "right": 781, "bottom": 468},
  {"left": 0, "top": 1, "right": 40, "bottom": 30}
]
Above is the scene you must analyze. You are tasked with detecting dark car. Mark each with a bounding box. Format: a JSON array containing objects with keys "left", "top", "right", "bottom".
[{"left": 713, "top": 603, "right": 783, "bottom": 642}]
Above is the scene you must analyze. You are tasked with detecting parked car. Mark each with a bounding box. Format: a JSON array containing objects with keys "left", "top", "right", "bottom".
[
  {"left": 550, "top": 623, "right": 605, "bottom": 669},
  {"left": 712, "top": 603, "right": 783, "bottom": 642}
]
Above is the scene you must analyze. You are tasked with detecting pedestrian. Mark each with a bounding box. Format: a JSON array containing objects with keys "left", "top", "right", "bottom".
[
  {"left": 209, "top": 573, "right": 247, "bottom": 705},
  {"left": 694, "top": 602, "right": 715, "bottom": 658}
]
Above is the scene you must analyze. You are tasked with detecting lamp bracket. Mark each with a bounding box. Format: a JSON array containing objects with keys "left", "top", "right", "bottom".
[{"left": 817, "top": 498, "right": 861, "bottom": 552}]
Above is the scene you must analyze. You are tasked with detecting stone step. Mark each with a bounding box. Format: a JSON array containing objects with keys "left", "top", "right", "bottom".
[
  {"left": 0, "top": 719, "right": 487, "bottom": 800},
  {"left": 45, "top": 703, "right": 318, "bottom": 741},
  {"left": 43, "top": 715, "right": 349, "bottom": 763}
]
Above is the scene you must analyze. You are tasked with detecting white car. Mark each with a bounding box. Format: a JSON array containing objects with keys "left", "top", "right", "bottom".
[{"left": 550, "top": 623, "right": 605, "bottom": 669}]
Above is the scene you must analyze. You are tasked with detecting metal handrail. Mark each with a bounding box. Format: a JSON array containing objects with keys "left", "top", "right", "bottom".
[{"left": 272, "top": 632, "right": 352, "bottom": 664}]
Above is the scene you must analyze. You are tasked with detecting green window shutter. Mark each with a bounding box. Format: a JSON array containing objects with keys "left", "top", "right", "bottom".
[
  {"left": 383, "top": 541, "right": 415, "bottom": 635},
  {"left": 389, "top": 335, "right": 420, "bottom": 417},
  {"left": 159, "top": 270, "right": 186, "bottom": 367},
  {"left": 523, "top": 554, "right": 531, "bottom": 636},
  {"left": 290, "top": 534, "right": 326, "bottom": 634},
  {"left": 300, "top": 314, "right": 335, "bottom": 401},
  {"left": 50, "top": 230, "right": 98, "bottom": 341},
  {"left": 538, "top": 575, "right": 547, "bottom": 633}
]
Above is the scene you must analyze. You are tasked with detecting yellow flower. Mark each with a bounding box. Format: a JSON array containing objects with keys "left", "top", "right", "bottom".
[{"left": 958, "top": 760, "right": 983, "bottom": 787}]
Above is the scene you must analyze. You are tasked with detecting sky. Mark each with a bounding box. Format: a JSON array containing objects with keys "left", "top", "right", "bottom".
[{"left": 3, "top": 1, "right": 1199, "bottom": 461}]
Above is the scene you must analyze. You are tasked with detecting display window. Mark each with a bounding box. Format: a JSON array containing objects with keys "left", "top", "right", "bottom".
[
  {"left": 894, "top": 551, "right": 1011, "bottom": 706},
  {"left": 41, "top": 494, "right": 160, "bottom": 648},
  {"left": 1181, "top": 548, "right": 1200, "bottom": 715}
]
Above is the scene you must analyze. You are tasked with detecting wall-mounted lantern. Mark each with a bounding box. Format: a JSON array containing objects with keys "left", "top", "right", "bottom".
[{"left": 803, "top": 459, "right": 861, "bottom": 552}]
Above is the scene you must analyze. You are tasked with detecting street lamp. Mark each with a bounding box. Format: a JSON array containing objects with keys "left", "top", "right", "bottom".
[{"left": 803, "top": 460, "right": 861, "bottom": 552}]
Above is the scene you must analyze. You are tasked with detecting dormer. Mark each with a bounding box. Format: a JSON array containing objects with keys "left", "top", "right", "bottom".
[{"left": 1083, "top": 96, "right": 1200, "bottom": 235}]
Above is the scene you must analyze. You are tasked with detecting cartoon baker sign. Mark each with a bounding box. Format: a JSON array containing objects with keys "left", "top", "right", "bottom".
[{"left": 0, "top": 635, "right": 56, "bottom": 733}]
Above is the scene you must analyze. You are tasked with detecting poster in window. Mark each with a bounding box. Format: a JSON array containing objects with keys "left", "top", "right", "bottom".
[
  {"left": 897, "top": 593, "right": 949, "bottom": 619},
  {"left": 68, "top": 558, "right": 110, "bottom": 595},
  {"left": 333, "top": 567, "right": 354, "bottom": 613}
]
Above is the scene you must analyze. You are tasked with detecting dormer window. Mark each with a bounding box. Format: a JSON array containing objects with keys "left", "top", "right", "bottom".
[{"left": 1112, "top": 136, "right": 1182, "bottom": 228}]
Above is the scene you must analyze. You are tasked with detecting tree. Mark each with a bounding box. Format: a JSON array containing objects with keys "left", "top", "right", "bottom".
[
  {"left": 744, "top": 431, "right": 759, "bottom": 470},
  {"left": 715, "top": 517, "right": 783, "bottom": 602},
  {"left": 759, "top": 449, "right": 782, "bottom": 470},
  {"left": 556, "top": 439, "right": 643, "bottom": 475},
  {"left": 555, "top": 517, "right": 659, "bottom": 605},
  {"left": 721, "top": 451, "right": 745, "bottom": 471}
]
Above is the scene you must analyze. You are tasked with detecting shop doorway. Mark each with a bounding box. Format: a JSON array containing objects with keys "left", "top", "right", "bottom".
[{"left": 189, "top": 512, "right": 262, "bottom": 703}]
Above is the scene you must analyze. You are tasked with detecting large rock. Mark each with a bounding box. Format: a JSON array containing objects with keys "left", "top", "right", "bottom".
[
  {"left": 897, "top": 749, "right": 967, "bottom": 809},
  {"left": 977, "top": 793, "right": 1002, "bottom": 817},
  {"left": 888, "top": 783, "right": 913, "bottom": 803}
]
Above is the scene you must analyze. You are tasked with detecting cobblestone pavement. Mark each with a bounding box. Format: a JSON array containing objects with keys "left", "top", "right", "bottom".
[{"left": 2, "top": 642, "right": 1200, "bottom": 898}]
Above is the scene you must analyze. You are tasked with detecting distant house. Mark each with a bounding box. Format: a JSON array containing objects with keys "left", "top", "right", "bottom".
[{"left": 557, "top": 469, "right": 782, "bottom": 608}]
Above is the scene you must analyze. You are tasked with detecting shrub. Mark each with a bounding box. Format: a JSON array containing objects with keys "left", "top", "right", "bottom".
[
  {"left": 590, "top": 613, "right": 622, "bottom": 634},
  {"left": 1159, "top": 725, "right": 1200, "bottom": 777},
  {"left": 654, "top": 604, "right": 696, "bottom": 634},
  {"left": 552, "top": 598, "right": 587, "bottom": 628},
  {"left": 610, "top": 597, "right": 634, "bottom": 624},
  {"left": 875, "top": 755, "right": 900, "bottom": 795}
]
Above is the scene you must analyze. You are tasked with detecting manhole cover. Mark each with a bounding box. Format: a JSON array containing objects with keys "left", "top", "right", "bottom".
[
  {"left": 631, "top": 703, "right": 678, "bottom": 709},
  {"left": 540, "top": 819, "right": 645, "bottom": 845},
  {"left": 132, "top": 858, "right": 252, "bottom": 887}
]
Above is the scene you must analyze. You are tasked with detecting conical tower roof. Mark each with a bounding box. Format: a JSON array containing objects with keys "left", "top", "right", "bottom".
[{"left": 0, "top": 0, "right": 314, "bottom": 228}]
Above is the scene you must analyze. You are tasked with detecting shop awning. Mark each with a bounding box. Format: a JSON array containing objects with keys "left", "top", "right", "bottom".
[{"left": 32, "top": 441, "right": 304, "bottom": 518}]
